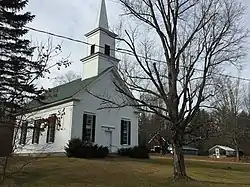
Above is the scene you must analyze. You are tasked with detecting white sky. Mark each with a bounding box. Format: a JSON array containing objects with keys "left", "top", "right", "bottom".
[{"left": 25, "top": 0, "right": 250, "bottom": 88}]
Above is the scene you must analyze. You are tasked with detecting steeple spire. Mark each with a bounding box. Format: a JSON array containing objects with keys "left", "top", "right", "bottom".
[
  {"left": 97, "top": 0, "right": 109, "bottom": 30},
  {"left": 82, "top": 0, "right": 120, "bottom": 80}
]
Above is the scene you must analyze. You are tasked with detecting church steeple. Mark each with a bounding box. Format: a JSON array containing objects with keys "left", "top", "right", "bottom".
[
  {"left": 81, "top": 0, "right": 120, "bottom": 80},
  {"left": 97, "top": 0, "right": 109, "bottom": 30}
]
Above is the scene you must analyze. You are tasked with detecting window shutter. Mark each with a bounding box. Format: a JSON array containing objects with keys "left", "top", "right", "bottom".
[
  {"left": 20, "top": 121, "right": 28, "bottom": 145},
  {"left": 120, "top": 120, "right": 124, "bottom": 145},
  {"left": 91, "top": 115, "right": 96, "bottom": 143},
  {"left": 46, "top": 116, "right": 56, "bottom": 143},
  {"left": 82, "top": 114, "right": 87, "bottom": 141},
  {"left": 51, "top": 122, "right": 56, "bottom": 143},
  {"left": 128, "top": 121, "right": 131, "bottom": 145},
  {"left": 35, "top": 121, "right": 41, "bottom": 144}
]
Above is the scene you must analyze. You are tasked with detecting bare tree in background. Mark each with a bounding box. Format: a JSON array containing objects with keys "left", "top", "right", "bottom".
[
  {"left": 244, "top": 83, "right": 250, "bottom": 113},
  {"left": 52, "top": 71, "right": 81, "bottom": 86},
  {"left": 213, "top": 76, "right": 250, "bottom": 161},
  {"left": 93, "top": 0, "right": 248, "bottom": 179}
]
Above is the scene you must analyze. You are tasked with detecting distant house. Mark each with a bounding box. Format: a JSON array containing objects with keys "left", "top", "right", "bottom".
[
  {"left": 168, "top": 145, "right": 199, "bottom": 156},
  {"left": 209, "top": 145, "right": 238, "bottom": 158},
  {"left": 148, "top": 133, "right": 168, "bottom": 153}
]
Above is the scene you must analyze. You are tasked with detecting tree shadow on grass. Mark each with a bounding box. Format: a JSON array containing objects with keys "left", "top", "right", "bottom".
[
  {"left": 161, "top": 177, "right": 250, "bottom": 187},
  {"left": 109, "top": 156, "right": 250, "bottom": 173},
  {"left": 6, "top": 168, "right": 56, "bottom": 186},
  {"left": 200, "top": 180, "right": 250, "bottom": 186},
  {"left": 102, "top": 156, "right": 173, "bottom": 165}
]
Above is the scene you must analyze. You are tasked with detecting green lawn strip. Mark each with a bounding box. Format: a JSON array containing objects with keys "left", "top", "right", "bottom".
[{"left": 2, "top": 157, "right": 250, "bottom": 187}]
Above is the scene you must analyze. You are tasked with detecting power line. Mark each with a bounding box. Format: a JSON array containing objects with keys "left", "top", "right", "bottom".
[
  {"left": 25, "top": 26, "right": 92, "bottom": 46},
  {"left": 24, "top": 26, "right": 250, "bottom": 83}
]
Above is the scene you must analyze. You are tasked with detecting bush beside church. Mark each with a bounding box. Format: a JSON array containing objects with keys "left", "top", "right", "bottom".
[
  {"left": 65, "top": 138, "right": 149, "bottom": 159},
  {"left": 65, "top": 138, "right": 109, "bottom": 158},
  {"left": 118, "top": 146, "right": 149, "bottom": 159}
]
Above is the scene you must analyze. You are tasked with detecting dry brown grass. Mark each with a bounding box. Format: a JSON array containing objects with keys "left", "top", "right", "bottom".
[{"left": 2, "top": 156, "right": 250, "bottom": 187}]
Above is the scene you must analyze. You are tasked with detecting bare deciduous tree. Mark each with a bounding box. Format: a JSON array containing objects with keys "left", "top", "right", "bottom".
[
  {"left": 213, "top": 76, "right": 249, "bottom": 161},
  {"left": 244, "top": 83, "right": 250, "bottom": 113},
  {"left": 52, "top": 71, "right": 81, "bottom": 86},
  {"left": 94, "top": 0, "right": 248, "bottom": 179}
]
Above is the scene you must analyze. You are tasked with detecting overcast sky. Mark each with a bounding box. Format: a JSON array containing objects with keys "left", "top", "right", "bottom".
[{"left": 25, "top": 0, "right": 250, "bottom": 88}]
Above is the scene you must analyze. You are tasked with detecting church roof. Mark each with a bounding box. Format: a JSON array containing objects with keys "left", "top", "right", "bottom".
[
  {"left": 28, "top": 67, "right": 114, "bottom": 110},
  {"left": 26, "top": 67, "right": 139, "bottom": 114},
  {"left": 30, "top": 69, "right": 119, "bottom": 111},
  {"left": 28, "top": 76, "right": 97, "bottom": 110}
]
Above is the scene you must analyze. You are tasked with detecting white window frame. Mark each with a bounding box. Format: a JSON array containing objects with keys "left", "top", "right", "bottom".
[
  {"left": 121, "top": 119, "right": 131, "bottom": 145},
  {"left": 32, "top": 120, "right": 41, "bottom": 144},
  {"left": 19, "top": 121, "right": 28, "bottom": 145},
  {"left": 47, "top": 115, "right": 56, "bottom": 144},
  {"left": 83, "top": 112, "right": 96, "bottom": 142}
]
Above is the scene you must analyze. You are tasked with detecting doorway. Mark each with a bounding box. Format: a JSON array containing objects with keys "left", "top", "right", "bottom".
[
  {"left": 215, "top": 148, "right": 220, "bottom": 158},
  {"left": 104, "top": 131, "right": 112, "bottom": 152}
]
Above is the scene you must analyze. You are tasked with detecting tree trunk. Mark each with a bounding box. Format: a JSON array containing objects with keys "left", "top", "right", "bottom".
[
  {"left": 235, "top": 146, "right": 240, "bottom": 162},
  {"left": 172, "top": 142, "right": 187, "bottom": 179}
]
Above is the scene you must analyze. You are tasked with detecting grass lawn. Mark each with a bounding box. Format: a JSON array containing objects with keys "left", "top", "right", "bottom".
[{"left": 2, "top": 156, "right": 250, "bottom": 187}]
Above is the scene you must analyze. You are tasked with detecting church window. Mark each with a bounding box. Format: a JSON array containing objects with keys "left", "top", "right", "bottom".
[
  {"left": 82, "top": 113, "right": 96, "bottom": 142},
  {"left": 32, "top": 120, "right": 41, "bottom": 144},
  {"left": 19, "top": 121, "right": 28, "bottom": 145},
  {"left": 120, "top": 119, "right": 131, "bottom": 145},
  {"left": 90, "top": 45, "right": 95, "bottom": 55},
  {"left": 46, "top": 114, "right": 56, "bottom": 143},
  {"left": 104, "top": 44, "right": 110, "bottom": 56}
]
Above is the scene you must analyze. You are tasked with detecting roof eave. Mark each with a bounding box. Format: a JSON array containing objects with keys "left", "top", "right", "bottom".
[
  {"left": 27, "top": 97, "right": 80, "bottom": 113},
  {"left": 80, "top": 52, "right": 120, "bottom": 63},
  {"left": 85, "top": 27, "right": 118, "bottom": 38}
]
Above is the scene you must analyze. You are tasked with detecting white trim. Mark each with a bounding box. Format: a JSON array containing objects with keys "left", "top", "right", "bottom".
[
  {"left": 148, "top": 133, "right": 158, "bottom": 144},
  {"left": 121, "top": 117, "right": 131, "bottom": 121},
  {"left": 84, "top": 27, "right": 118, "bottom": 38},
  {"left": 101, "top": 125, "right": 115, "bottom": 129},
  {"left": 28, "top": 98, "right": 79, "bottom": 112},
  {"left": 209, "top": 145, "right": 235, "bottom": 152},
  {"left": 84, "top": 111, "right": 96, "bottom": 115},
  {"left": 148, "top": 133, "right": 166, "bottom": 144},
  {"left": 73, "top": 67, "right": 114, "bottom": 98},
  {"left": 122, "top": 144, "right": 130, "bottom": 147},
  {"left": 81, "top": 52, "right": 120, "bottom": 63}
]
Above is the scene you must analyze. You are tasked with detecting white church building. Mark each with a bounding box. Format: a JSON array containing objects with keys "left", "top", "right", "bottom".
[{"left": 15, "top": 0, "right": 139, "bottom": 155}]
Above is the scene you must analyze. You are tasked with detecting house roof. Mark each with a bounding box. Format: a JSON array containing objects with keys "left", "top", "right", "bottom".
[
  {"left": 168, "top": 145, "right": 199, "bottom": 151},
  {"left": 182, "top": 146, "right": 199, "bottom": 151},
  {"left": 148, "top": 133, "right": 166, "bottom": 144},
  {"left": 209, "top": 145, "right": 235, "bottom": 152}
]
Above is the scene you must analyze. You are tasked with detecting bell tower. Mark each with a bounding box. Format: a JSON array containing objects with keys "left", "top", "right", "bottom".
[{"left": 81, "top": 0, "right": 120, "bottom": 80}]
